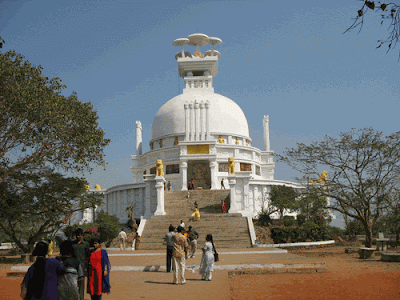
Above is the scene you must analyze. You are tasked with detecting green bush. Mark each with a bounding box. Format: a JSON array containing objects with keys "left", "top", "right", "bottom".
[
  {"left": 255, "top": 211, "right": 272, "bottom": 227},
  {"left": 303, "top": 220, "right": 331, "bottom": 241},
  {"left": 96, "top": 211, "right": 120, "bottom": 247},
  {"left": 270, "top": 227, "right": 289, "bottom": 243},
  {"left": 283, "top": 216, "right": 296, "bottom": 227},
  {"left": 345, "top": 219, "right": 364, "bottom": 237},
  {"left": 327, "top": 225, "right": 345, "bottom": 239},
  {"left": 270, "top": 227, "right": 307, "bottom": 243},
  {"left": 296, "top": 214, "right": 307, "bottom": 226},
  {"left": 270, "top": 219, "right": 283, "bottom": 227}
]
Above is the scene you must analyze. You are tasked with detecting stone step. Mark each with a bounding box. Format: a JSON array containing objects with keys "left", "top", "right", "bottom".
[{"left": 140, "top": 190, "right": 249, "bottom": 249}]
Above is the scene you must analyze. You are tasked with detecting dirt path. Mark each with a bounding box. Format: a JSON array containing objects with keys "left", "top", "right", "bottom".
[
  {"left": 1, "top": 246, "right": 399, "bottom": 299},
  {"left": 230, "top": 246, "right": 400, "bottom": 300}
]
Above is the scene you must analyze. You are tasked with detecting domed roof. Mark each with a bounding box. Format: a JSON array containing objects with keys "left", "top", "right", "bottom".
[{"left": 151, "top": 91, "right": 250, "bottom": 140}]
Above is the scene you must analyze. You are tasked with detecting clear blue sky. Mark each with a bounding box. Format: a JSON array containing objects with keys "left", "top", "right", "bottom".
[{"left": 1, "top": 0, "right": 398, "bottom": 228}]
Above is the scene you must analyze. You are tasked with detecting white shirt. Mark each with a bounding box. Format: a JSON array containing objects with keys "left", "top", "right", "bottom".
[
  {"left": 118, "top": 230, "right": 127, "bottom": 239},
  {"left": 179, "top": 222, "right": 185, "bottom": 228}
]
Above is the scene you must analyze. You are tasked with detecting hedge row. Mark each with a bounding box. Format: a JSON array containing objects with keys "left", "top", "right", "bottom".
[{"left": 270, "top": 221, "right": 331, "bottom": 243}]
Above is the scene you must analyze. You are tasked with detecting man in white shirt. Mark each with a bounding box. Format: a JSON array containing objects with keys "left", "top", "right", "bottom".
[
  {"left": 118, "top": 228, "right": 127, "bottom": 251},
  {"left": 179, "top": 220, "right": 185, "bottom": 228}
]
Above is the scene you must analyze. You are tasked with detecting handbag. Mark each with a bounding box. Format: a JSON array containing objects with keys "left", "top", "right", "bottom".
[
  {"left": 213, "top": 243, "right": 219, "bottom": 262},
  {"left": 214, "top": 252, "right": 219, "bottom": 262}
]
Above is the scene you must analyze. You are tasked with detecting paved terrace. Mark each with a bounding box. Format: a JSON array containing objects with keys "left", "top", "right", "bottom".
[{"left": 7, "top": 247, "right": 328, "bottom": 300}]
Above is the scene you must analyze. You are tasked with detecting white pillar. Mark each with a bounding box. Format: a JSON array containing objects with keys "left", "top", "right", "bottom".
[
  {"left": 181, "top": 161, "right": 188, "bottom": 191},
  {"left": 200, "top": 101, "right": 205, "bottom": 141},
  {"left": 138, "top": 188, "right": 144, "bottom": 216},
  {"left": 210, "top": 160, "right": 218, "bottom": 190},
  {"left": 263, "top": 115, "right": 270, "bottom": 151},
  {"left": 205, "top": 101, "right": 210, "bottom": 140},
  {"left": 144, "top": 177, "right": 152, "bottom": 219},
  {"left": 195, "top": 100, "right": 200, "bottom": 141},
  {"left": 228, "top": 175, "right": 239, "bottom": 213},
  {"left": 154, "top": 176, "right": 166, "bottom": 215},
  {"left": 184, "top": 103, "right": 189, "bottom": 141},
  {"left": 136, "top": 121, "right": 143, "bottom": 155},
  {"left": 190, "top": 103, "right": 195, "bottom": 141}
]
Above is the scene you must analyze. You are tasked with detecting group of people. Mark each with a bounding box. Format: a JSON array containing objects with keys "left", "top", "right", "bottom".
[
  {"left": 21, "top": 228, "right": 111, "bottom": 300},
  {"left": 165, "top": 223, "right": 217, "bottom": 284},
  {"left": 187, "top": 179, "right": 195, "bottom": 190},
  {"left": 118, "top": 227, "right": 141, "bottom": 251},
  {"left": 164, "top": 181, "right": 172, "bottom": 191}
]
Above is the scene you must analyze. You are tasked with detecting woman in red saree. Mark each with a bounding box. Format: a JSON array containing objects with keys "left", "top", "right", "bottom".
[{"left": 87, "top": 238, "right": 111, "bottom": 300}]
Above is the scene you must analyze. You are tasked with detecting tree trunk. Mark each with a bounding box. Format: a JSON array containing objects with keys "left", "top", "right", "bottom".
[{"left": 363, "top": 220, "right": 373, "bottom": 248}]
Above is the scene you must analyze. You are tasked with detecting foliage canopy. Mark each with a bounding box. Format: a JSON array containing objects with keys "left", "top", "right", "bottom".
[{"left": 277, "top": 128, "right": 400, "bottom": 247}]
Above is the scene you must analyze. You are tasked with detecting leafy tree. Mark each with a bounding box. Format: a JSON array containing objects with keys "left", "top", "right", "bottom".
[
  {"left": 0, "top": 168, "right": 103, "bottom": 252},
  {"left": 296, "top": 187, "right": 332, "bottom": 221},
  {"left": 0, "top": 42, "right": 110, "bottom": 252},
  {"left": 269, "top": 185, "right": 297, "bottom": 219},
  {"left": 277, "top": 128, "right": 400, "bottom": 248},
  {"left": 0, "top": 48, "right": 110, "bottom": 184},
  {"left": 345, "top": 218, "right": 365, "bottom": 237},
  {"left": 95, "top": 211, "right": 120, "bottom": 247},
  {"left": 345, "top": 1, "right": 400, "bottom": 59}
]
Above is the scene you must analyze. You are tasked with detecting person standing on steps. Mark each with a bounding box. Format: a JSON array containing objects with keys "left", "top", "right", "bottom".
[
  {"left": 171, "top": 226, "right": 188, "bottom": 284},
  {"left": 167, "top": 181, "right": 172, "bottom": 191},
  {"left": 165, "top": 225, "right": 176, "bottom": 273},
  {"left": 187, "top": 226, "right": 199, "bottom": 258},
  {"left": 191, "top": 208, "right": 201, "bottom": 221},
  {"left": 191, "top": 179, "right": 195, "bottom": 190},
  {"left": 221, "top": 178, "right": 226, "bottom": 189},
  {"left": 179, "top": 220, "right": 185, "bottom": 228},
  {"left": 221, "top": 200, "right": 226, "bottom": 213}
]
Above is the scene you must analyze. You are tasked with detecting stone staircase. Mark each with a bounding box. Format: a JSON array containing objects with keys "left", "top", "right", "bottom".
[{"left": 139, "top": 190, "right": 252, "bottom": 250}]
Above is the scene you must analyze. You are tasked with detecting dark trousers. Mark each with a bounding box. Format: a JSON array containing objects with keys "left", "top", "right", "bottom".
[
  {"left": 78, "top": 278, "right": 85, "bottom": 300},
  {"left": 91, "top": 295, "right": 102, "bottom": 300},
  {"left": 166, "top": 246, "right": 173, "bottom": 272}
]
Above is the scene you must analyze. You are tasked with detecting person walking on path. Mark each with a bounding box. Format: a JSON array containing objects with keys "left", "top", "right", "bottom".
[
  {"left": 221, "top": 200, "right": 226, "bottom": 213},
  {"left": 21, "top": 241, "right": 64, "bottom": 300},
  {"left": 134, "top": 232, "right": 141, "bottom": 250},
  {"left": 57, "top": 240, "right": 83, "bottom": 300},
  {"left": 221, "top": 178, "right": 225, "bottom": 189},
  {"left": 87, "top": 238, "right": 111, "bottom": 300},
  {"left": 171, "top": 226, "right": 188, "bottom": 284},
  {"left": 165, "top": 225, "right": 176, "bottom": 273},
  {"left": 187, "top": 226, "right": 199, "bottom": 258},
  {"left": 199, "top": 234, "right": 216, "bottom": 281},
  {"left": 72, "top": 228, "right": 89, "bottom": 300},
  {"left": 118, "top": 228, "right": 127, "bottom": 251}
]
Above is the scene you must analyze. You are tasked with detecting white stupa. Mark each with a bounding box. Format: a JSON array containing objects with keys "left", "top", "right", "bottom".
[
  {"left": 131, "top": 33, "right": 274, "bottom": 192},
  {"left": 89, "top": 33, "right": 334, "bottom": 224}
]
